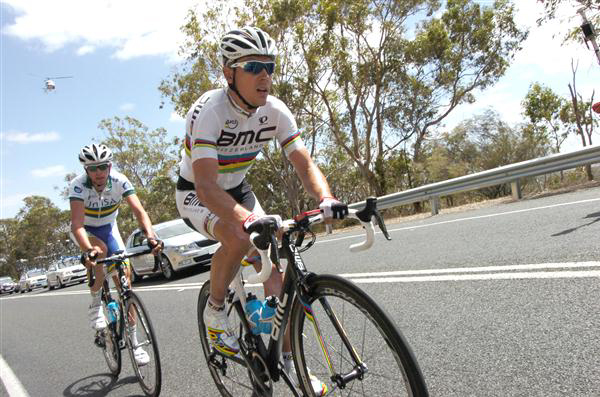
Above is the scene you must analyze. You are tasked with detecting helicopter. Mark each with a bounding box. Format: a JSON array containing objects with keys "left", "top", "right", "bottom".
[{"left": 44, "top": 76, "right": 73, "bottom": 92}]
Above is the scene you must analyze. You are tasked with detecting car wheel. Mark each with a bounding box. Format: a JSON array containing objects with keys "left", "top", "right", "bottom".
[{"left": 160, "top": 255, "right": 176, "bottom": 280}]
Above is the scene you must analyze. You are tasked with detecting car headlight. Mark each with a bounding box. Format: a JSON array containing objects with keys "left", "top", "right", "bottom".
[{"left": 175, "top": 243, "right": 198, "bottom": 253}]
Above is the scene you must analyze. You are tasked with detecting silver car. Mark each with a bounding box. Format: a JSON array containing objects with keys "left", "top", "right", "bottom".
[
  {"left": 47, "top": 257, "right": 87, "bottom": 289},
  {"left": 0, "top": 276, "right": 17, "bottom": 295},
  {"left": 19, "top": 269, "right": 47, "bottom": 292},
  {"left": 125, "top": 218, "right": 220, "bottom": 281}
]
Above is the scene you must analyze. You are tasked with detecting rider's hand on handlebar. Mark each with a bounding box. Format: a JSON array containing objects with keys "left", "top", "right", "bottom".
[
  {"left": 243, "top": 213, "right": 282, "bottom": 234},
  {"left": 147, "top": 237, "right": 164, "bottom": 256},
  {"left": 80, "top": 248, "right": 98, "bottom": 269},
  {"left": 319, "top": 197, "right": 349, "bottom": 220}
]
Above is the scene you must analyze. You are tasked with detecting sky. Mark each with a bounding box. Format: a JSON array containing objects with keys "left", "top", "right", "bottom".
[{"left": 1, "top": 0, "right": 599, "bottom": 219}]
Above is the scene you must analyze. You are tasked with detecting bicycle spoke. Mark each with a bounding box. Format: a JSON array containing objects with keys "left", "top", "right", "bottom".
[
  {"left": 292, "top": 276, "right": 427, "bottom": 396},
  {"left": 126, "top": 293, "right": 161, "bottom": 396}
]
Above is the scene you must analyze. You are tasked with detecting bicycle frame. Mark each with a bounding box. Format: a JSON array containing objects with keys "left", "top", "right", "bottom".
[
  {"left": 223, "top": 209, "right": 381, "bottom": 387},
  {"left": 91, "top": 249, "right": 158, "bottom": 347},
  {"left": 99, "top": 261, "right": 130, "bottom": 346}
]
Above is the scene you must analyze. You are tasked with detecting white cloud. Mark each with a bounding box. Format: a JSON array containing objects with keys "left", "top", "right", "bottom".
[
  {"left": 120, "top": 103, "right": 135, "bottom": 112},
  {"left": 2, "top": 0, "right": 208, "bottom": 61},
  {"left": 31, "top": 165, "right": 67, "bottom": 178},
  {"left": 1, "top": 131, "right": 60, "bottom": 143},
  {"left": 169, "top": 111, "right": 185, "bottom": 123},
  {"left": 77, "top": 45, "right": 95, "bottom": 56}
]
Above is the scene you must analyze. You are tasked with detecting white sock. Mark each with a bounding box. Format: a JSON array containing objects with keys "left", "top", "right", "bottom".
[
  {"left": 130, "top": 324, "right": 139, "bottom": 346},
  {"left": 90, "top": 289, "right": 102, "bottom": 305}
]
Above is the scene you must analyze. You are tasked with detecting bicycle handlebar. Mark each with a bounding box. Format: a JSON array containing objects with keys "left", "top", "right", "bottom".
[
  {"left": 246, "top": 197, "right": 391, "bottom": 284},
  {"left": 87, "top": 247, "right": 163, "bottom": 288}
]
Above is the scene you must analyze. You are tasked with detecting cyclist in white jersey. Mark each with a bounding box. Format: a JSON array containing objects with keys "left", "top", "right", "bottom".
[
  {"left": 70, "top": 143, "right": 162, "bottom": 366},
  {"left": 175, "top": 26, "right": 348, "bottom": 395}
]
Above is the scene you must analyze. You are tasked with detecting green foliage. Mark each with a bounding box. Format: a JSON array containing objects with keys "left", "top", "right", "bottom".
[
  {"left": 0, "top": 196, "right": 71, "bottom": 277},
  {"left": 158, "top": 7, "right": 234, "bottom": 116},
  {"left": 98, "top": 116, "right": 181, "bottom": 238},
  {"left": 522, "top": 82, "right": 567, "bottom": 153},
  {"left": 160, "top": 0, "right": 526, "bottom": 200},
  {"left": 420, "top": 110, "right": 550, "bottom": 199}
]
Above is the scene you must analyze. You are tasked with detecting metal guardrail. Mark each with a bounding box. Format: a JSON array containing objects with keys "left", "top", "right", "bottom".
[{"left": 350, "top": 145, "right": 600, "bottom": 215}]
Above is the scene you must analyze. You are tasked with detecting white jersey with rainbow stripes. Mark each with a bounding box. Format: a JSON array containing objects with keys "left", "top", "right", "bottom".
[{"left": 178, "top": 88, "right": 305, "bottom": 189}]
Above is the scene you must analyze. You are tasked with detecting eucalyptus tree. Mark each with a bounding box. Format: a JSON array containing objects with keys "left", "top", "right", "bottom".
[
  {"left": 160, "top": 0, "right": 527, "bottom": 203},
  {"left": 522, "top": 82, "right": 567, "bottom": 154},
  {"left": 8, "top": 196, "right": 70, "bottom": 271},
  {"left": 98, "top": 116, "right": 181, "bottom": 236}
]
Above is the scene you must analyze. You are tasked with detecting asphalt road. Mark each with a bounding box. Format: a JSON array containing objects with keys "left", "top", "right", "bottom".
[{"left": 1, "top": 186, "right": 599, "bottom": 396}]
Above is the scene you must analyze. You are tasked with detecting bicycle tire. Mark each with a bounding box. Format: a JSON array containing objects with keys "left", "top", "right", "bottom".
[
  {"left": 124, "top": 291, "right": 162, "bottom": 397},
  {"left": 290, "top": 274, "right": 428, "bottom": 397},
  {"left": 101, "top": 300, "right": 121, "bottom": 376},
  {"left": 197, "top": 281, "right": 269, "bottom": 397}
]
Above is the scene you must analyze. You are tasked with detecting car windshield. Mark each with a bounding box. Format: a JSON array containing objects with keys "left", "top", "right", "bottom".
[
  {"left": 0, "top": 277, "right": 12, "bottom": 283},
  {"left": 27, "top": 270, "right": 45, "bottom": 277},
  {"left": 156, "top": 222, "right": 196, "bottom": 240}
]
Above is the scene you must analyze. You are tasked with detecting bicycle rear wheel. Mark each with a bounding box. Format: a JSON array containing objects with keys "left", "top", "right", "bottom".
[
  {"left": 101, "top": 301, "right": 121, "bottom": 376},
  {"left": 290, "top": 275, "right": 428, "bottom": 397},
  {"left": 197, "top": 281, "right": 264, "bottom": 397},
  {"left": 125, "top": 292, "right": 162, "bottom": 397}
]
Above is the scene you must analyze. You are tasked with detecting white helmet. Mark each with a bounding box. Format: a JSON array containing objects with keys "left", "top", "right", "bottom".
[
  {"left": 220, "top": 26, "right": 277, "bottom": 66},
  {"left": 79, "top": 143, "right": 113, "bottom": 166}
]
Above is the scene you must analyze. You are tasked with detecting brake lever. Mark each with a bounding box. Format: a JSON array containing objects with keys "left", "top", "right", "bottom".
[
  {"left": 269, "top": 232, "right": 279, "bottom": 265},
  {"left": 373, "top": 210, "right": 391, "bottom": 241},
  {"left": 149, "top": 240, "right": 164, "bottom": 272}
]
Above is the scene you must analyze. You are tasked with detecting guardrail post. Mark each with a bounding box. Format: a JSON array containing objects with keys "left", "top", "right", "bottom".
[
  {"left": 511, "top": 180, "right": 522, "bottom": 200},
  {"left": 430, "top": 196, "right": 440, "bottom": 215}
]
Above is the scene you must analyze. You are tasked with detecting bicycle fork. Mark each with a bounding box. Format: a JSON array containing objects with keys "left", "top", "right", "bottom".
[{"left": 300, "top": 296, "right": 369, "bottom": 389}]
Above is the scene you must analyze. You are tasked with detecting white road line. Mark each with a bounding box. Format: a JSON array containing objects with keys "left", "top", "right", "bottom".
[
  {"left": 318, "top": 197, "right": 600, "bottom": 244},
  {"left": 339, "top": 261, "right": 600, "bottom": 278},
  {"left": 3, "top": 261, "right": 600, "bottom": 299},
  {"left": 349, "top": 270, "right": 600, "bottom": 284},
  {"left": 0, "top": 355, "right": 30, "bottom": 397}
]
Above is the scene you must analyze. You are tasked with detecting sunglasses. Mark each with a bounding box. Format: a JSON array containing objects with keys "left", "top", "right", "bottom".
[
  {"left": 230, "top": 60, "right": 275, "bottom": 75},
  {"left": 86, "top": 163, "right": 109, "bottom": 172}
]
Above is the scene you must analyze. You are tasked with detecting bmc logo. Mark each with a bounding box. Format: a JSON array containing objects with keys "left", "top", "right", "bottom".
[{"left": 217, "top": 126, "right": 276, "bottom": 146}]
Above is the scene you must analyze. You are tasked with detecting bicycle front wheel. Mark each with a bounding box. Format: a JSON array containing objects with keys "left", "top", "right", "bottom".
[
  {"left": 125, "top": 292, "right": 162, "bottom": 397},
  {"left": 290, "top": 274, "right": 428, "bottom": 397},
  {"left": 198, "top": 281, "right": 261, "bottom": 397}
]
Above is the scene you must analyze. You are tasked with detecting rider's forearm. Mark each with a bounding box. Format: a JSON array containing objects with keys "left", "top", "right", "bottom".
[
  {"left": 288, "top": 148, "right": 333, "bottom": 202},
  {"left": 132, "top": 206, "right": 157, "bottom": 239},
  {"left": 294, "top": 156, "right": 333, "bottom": 202}
]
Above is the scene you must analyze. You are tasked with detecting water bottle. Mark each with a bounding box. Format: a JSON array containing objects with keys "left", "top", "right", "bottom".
[
  {"left": 260, "top": 295, "right": 278, "bottom": 335},
  {"left": 107, "top": 300, "right": 119, "bottom": 324},
  {"left": 245, "top": 293, "right": 263, "bottom": 335}
]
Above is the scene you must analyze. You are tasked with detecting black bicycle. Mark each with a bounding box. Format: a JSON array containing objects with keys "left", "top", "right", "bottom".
[
  {"left": 88, "top": 248, "right": 162, "bottom": 396},
  {"left": 197, "top": 197, "right": 428, "bottom": 396}
]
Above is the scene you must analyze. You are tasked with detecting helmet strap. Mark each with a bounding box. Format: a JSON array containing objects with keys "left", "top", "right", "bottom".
[{"left": 229, "top": 70, "right": 258, "bottom": 111}]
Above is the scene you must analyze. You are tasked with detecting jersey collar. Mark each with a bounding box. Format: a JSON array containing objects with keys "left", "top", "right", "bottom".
[{"left": 225, "top": 88, "right": 253, "bottom": 118}]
